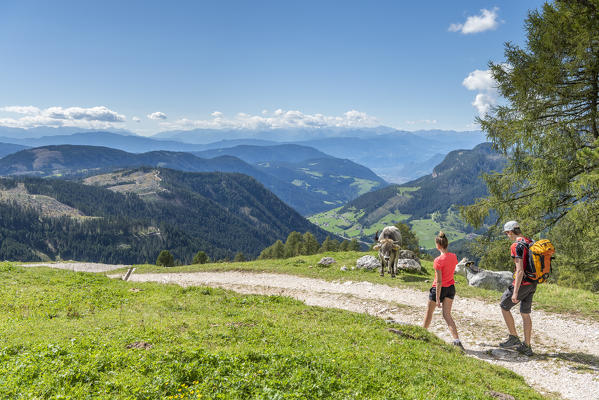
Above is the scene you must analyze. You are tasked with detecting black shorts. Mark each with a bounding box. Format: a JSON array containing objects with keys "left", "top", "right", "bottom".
[
  {"left": 500, "top": 283, "right": 537, "bottom": 314},
  {"left": 429, "top": 285, "right": 456, "bottom": 302}
]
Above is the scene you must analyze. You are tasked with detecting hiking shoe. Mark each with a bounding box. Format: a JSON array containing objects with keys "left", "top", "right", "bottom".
[
  {"left": 517, "top": 343, "right": 534, "bottom": 356},
  {"left": 453, "top": 339, "right": 465, "bottom": 350},
  {"left": 499, "top": 335, "right": 521, "bottom": 349}
]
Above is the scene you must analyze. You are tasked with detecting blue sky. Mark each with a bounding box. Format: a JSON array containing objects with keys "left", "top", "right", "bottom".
[{"left": 0, "top": 1, "right": 545, "bottom": 136}]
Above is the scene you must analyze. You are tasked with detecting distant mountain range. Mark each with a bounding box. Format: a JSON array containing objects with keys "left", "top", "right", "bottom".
[
  {"left": 154, "top": 127, "right": 486, "bottom": 182},
  {"left": 152, "top": 126, "right": 399, "bottom": 143},
  {"left": 0, "top": 142, "right": 29, "bottom": 158},
  {"left": 0, "top": 168, "right": 332, "bottom": 263},
  {"left": 0, "top": 144, "right": 386, "bottom": 215},
  {"left": 295, "top": 131, "right": 486, "bottom": 183},
  {"left": 0, "top": 126, "right": 134, "bottom": 139},
  {"left": 0, "top": 132, "right": 207, "bottom": 153},
  {"left": 0, "top": 128, "right": 486, "bottom": 182},
  {"left": 193, "top": 144, "right": 329, "bottom": 163},
  {"left": 309, "top": 143, "right": 506, "bottom": 248}
]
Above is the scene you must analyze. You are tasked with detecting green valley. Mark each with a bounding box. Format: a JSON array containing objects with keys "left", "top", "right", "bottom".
[{"left": 309, "top": 143, "right": 504, "bottom": 248}]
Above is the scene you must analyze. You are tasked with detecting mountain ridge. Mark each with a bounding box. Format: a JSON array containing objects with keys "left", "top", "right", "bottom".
[
  {"left": 0, "top": 168, "right": 333, "bottom": 263},
  {"left": 0, "top": 144, "right": 385, "bottom": 215}
]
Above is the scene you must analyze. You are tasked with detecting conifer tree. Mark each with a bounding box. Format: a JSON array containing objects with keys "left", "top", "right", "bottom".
[
  {"left": 272, "top": 240, "right": 285, "bottom": 259},
  {"left": 462, "top": 0, "right": 599, "bottom": 279},
  {"left": 284, "top": 231, "right": 302, "bottom": 258},
  {"left": 302, "top": 232, "right": 320, "bottom": 255},
  {"left": 394, "top": 222, "right": 420, "bottom": 255},
  {"left": 258, "top": 246, "right": 273, "bottom": 260},
  {"left": 319, "top": 236, "right": 332, "bottom": 253},
  {"left": 329, "top": 239, "right": 340, "bottom": 252},
  {"left": 350, "top": 238, "right": 361, "bottom": 251}
]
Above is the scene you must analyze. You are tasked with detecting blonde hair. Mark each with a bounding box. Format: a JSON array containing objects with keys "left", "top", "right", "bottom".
[{"left": 435, "top": 231, "right": 448, "bottom": 249}]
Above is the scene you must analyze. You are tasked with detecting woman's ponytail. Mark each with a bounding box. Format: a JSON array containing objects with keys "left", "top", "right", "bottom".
[{"left": 435, "top": 231, "right": 448, "bottom": 249}]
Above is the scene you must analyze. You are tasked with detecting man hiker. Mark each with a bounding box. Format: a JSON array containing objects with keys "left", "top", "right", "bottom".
[{"left": 498, "top": 220, "right": 535, "bottom": 356}]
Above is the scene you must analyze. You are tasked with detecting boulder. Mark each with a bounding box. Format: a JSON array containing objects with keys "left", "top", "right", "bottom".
[
  {"left": 398, "top": 250, "right": 419, "bottom": 261},
  {"left": 396, "top": 258, "right": 421, "bottom": 272},
  {"left": 317, "top": 257, "right": 336, "bottom": 267},
  {"left": 355, "top": 255, "right": 380, "bottom": 270}
]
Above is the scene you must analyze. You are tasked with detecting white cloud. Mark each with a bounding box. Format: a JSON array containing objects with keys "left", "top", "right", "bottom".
[
  {"left": 462, "top": 69, "right": 498, "bottom": 116},
  {"left": 132, "top": 116, "right": 141, "bottom": 123},
  {"left": 405, "top": 119, "right": 438, "bottom": 125},
  {"left": 159, "top": 109, "right": 379, "bottom": 131},
  {"left": 471, "top": 93, "right": 496, "bottom": 116},
  {"left": 147, "top": 111, "right": 167, "bottom": 120},
  {"left": 449, "top": 8, "right": 500, "bottom": 34},
  {"left": 462, "top": 69, "right": 495, "bottom": 91},
  {"left": 0, "top": 105, "right": 126, "bottom": 129},
  {"left": 46, "top": 106, "right": 125, "bottom": 122},
  {"left": 0, "top": 105, "right": 41, "bottom": 115}
]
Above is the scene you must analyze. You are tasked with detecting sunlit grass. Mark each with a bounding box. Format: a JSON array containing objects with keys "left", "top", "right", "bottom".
[{"left": 0, "top": 262, "right": 544, "bottom": 399}]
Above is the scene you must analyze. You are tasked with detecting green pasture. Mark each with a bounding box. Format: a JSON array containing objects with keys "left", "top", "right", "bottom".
[{"left": 0, "top": 262, "right": 546, "bottom": 399}]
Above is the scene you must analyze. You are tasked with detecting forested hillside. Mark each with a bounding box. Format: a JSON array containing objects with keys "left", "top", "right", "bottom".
[
  {"left": 0, "top": 142, "right": 28, "bottom": 158},
  {"left": 0, "top": 169, "right": 332, "bottom": 263},
  {"left": 309, "top": 143, "right": 506, "bottom": 247}
]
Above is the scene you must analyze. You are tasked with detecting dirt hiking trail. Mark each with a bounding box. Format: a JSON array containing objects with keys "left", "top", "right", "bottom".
[{"left": 24, "top": 263, "right": 599, "bottom": 400}]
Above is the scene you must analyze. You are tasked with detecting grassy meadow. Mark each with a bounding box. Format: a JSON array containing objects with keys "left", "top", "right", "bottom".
[{"left": 0, "top": 261, "right": 547, "bottom": 399}]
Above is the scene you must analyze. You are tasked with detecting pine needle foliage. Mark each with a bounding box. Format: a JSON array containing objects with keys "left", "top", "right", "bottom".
[{"left": 462, "top": 0, "right": 599, "bottom": 287}]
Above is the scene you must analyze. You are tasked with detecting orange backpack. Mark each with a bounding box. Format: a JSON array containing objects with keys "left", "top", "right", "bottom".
[{"left": 519, "top": 239, "right": 555, "bottom": 283}]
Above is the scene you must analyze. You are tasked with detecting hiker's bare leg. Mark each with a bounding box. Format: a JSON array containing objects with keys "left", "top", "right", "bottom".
[
  {"left": 442, "top": 298, "right": 459, "bottom": 340},
  {"left": 423, "top": 300, "right": 436, "bottom": 329},
  {"left": 501, "top": 308, "right": 518, "bottom": 336},
  {"left": 522, "top": 313, "right": 532, "bottom": 345}
]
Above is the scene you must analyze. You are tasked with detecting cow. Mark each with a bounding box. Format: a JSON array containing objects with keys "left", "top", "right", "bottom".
[{"left": 373, "top": 226, "right": 402, "bottom": 278}]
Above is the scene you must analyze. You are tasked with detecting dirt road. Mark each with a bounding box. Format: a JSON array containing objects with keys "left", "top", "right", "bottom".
[{"left": 24, "top": 263, "right": 599, "bottom": 400}]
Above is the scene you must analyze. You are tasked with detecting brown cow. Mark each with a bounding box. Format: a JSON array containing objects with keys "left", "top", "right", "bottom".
[{"left": 373, "top": 226, "right": 402, "bottom": 277}]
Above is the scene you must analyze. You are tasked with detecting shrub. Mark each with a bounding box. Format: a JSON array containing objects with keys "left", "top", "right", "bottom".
[
  {"left": 193, "top": 251, "right": 209, "bottom": 264},
  {"left": 156, "top": 250, "right": 175, "bottom": 267}
]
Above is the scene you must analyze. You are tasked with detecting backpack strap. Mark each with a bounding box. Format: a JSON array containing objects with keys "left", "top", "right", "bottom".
[{"left": 515, "top": 238, "right": 537, "bottom": 281}]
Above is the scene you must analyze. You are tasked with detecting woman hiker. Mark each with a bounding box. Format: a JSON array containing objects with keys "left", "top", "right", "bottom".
[{"left": 423, "top": 231, "right": 463, "bottom": 349}]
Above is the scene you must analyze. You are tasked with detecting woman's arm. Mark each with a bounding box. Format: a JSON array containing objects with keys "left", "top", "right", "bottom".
[{"left": 436, "top": 270, "right": 442, "bottom": 307}]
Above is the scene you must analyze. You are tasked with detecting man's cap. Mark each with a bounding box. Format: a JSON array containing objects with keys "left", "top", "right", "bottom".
[{"left": 503, "top": 220, "right": 519, "bottom": 232}]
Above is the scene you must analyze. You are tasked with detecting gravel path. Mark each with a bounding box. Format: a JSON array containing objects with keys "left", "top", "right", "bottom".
[
  {"left": 24, "top": 263, "right": 599, "bottom": 400},
  {"left": 20, "top": 262, "right": 129, "bottom": 273}
]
